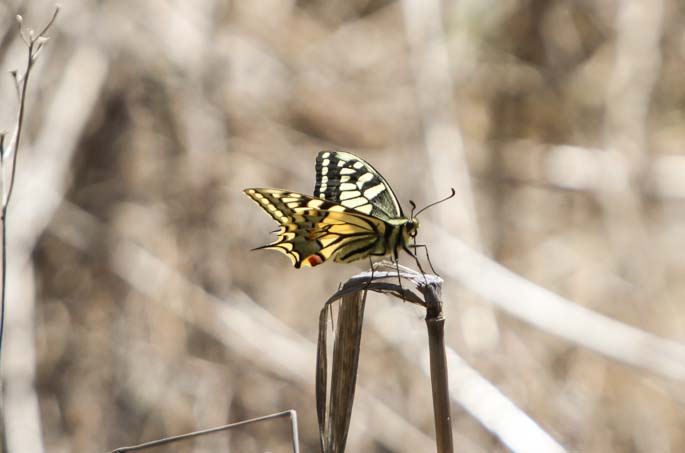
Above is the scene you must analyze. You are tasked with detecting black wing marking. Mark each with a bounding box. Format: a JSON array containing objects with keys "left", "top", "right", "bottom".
[{"left": 314, "top": 151, "right": 404, "bottom": 221}]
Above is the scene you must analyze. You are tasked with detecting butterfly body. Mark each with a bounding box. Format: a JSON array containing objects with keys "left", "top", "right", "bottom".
[{"left": 244, "top": 151, "right": 418, "bottom": 268}]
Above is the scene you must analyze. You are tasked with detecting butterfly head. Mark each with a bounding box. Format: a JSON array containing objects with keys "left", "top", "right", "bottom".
[{"left": 406, "top": 218, "right": 420, "bottom": 239}]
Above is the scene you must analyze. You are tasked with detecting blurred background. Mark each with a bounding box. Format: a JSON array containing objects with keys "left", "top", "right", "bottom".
[{"left": 0, "top": 0, "right": 684, "bottom": 452}]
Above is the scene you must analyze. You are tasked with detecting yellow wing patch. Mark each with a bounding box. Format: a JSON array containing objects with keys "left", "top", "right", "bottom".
[{"left": 244, "top": 188, "right": 391, "bottom": 268}]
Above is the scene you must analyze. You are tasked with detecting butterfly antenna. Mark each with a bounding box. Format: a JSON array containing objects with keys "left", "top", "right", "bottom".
[
  {"left": 414, "top": 188, "right": 456, "bottom": 217},
  {"left": 409, "top": 200, "right": 417, "bottom": 218}
]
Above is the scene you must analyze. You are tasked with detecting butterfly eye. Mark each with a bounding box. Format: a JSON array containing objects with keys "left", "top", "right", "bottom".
[{"left": 407, "top": 221, "right": 418, "bottom": 238}]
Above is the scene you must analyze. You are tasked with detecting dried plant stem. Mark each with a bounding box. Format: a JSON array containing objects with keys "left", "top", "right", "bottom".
[
  {"left": 317, "top": 290, "right": 366, "bottom": 453},
  {"left": 0, "top": 133, "right": 5, "bottom": 372},
  {"left": 0, "top": 9, "right": 59, "bottom": 452},
  {"left": 319, "top": 264, "right": 453, "bottom": 453},
  {"left": 0, "top": 4, "right": 59, "bottom": 371},
  {"left": 108, "top": 410, "right": 300, "bottom": 453},
  {"left": 422, "top": 284, "right": 453, "bottom": 453}
]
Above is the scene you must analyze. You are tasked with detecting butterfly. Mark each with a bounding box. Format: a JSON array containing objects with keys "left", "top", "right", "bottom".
[{"left": 244, "top": 151, "right": 421, "bottom": 269}]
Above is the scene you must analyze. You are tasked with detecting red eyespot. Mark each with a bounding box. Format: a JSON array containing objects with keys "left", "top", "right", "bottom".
[{"left": 307, "top": 255, "right": 324, "bottom": 266}]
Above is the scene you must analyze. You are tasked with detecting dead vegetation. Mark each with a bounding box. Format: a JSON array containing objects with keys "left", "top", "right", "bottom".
[{"left": 1, "top": 0, "right": 684, "bottom": 452}]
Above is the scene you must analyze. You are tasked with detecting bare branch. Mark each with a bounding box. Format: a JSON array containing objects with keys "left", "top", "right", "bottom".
[
  {"left": 36, "top": 5, "right": 60, "bottom": 39},
  {"left": 109, "top": 410, "right": 300, "bottom": 453},
  {"left": 3, "top": 5, "right": 60, "bottom": 207}
]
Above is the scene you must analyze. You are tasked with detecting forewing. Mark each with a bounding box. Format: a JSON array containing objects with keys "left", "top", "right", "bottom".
[
  {"left": 314, "top": 151, "right": 403, "bottom": 221},
  {"left": 244, "top": 188, "right": 388, "bottom": 267}
]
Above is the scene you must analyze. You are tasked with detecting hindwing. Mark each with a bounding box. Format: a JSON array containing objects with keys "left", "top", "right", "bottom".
[
  {"left": 244, "top": 188, "right": 392, "bottom": 268},
  {"left": 314, "top": 151, "right": 404, "bottom": 221}
]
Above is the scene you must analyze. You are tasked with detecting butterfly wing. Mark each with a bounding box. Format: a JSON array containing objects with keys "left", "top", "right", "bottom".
[
  {"left": 244, "top": 188, "right": 391, "bottom": 268},
  {"left": 314, "top": 151, "right": 404, "bottom": 221}
]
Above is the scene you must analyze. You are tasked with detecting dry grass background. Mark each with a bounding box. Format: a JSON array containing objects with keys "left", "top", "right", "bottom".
[{"left": 1, "top": 0, "right": 684, "bottom": 452}]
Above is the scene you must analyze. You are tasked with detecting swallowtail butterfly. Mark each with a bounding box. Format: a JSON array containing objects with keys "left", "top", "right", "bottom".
[{"left": 244, "top": 151, "right": 420, "bottom": 268}]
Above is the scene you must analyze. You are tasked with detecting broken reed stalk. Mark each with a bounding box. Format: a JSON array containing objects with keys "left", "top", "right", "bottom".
[
  {"left": 317, "top": 289, "right": 366, "bottom": 453},
  {"left": 420, "top": 281, "right": 453, "bottom": 453},
  {"left": 317, "top": 262, "right": 453, "bottom": 453}
]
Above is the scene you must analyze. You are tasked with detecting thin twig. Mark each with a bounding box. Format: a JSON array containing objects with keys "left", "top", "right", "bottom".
[
  {"left": 4, "top": 6, "right": 61, "bottom": 207},
  {"left": 0, "top": 0, "right": 59, "bottom": 390},
  {"left": 108, "top": 410, "right": 300, "bottom": 453},
  {"left": 36, "top": 6, "right": 61, "bottom": 40},
  {"left": 0, "top": 132, "right": 5, "bottom": 373}
]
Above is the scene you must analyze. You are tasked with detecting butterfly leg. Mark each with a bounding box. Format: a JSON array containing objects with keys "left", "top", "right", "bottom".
[
  {"left": 391, "top": 256, "right": 407, "bottom": 302},
  {"left": 402, "top": 244, "right": 429, "bottom": 275},
  {"left": 365, "top": 257, "right": 377, "bottom": 294},
  {"left": 409, "top": 243, "right": 439, "bottom": 276}
]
